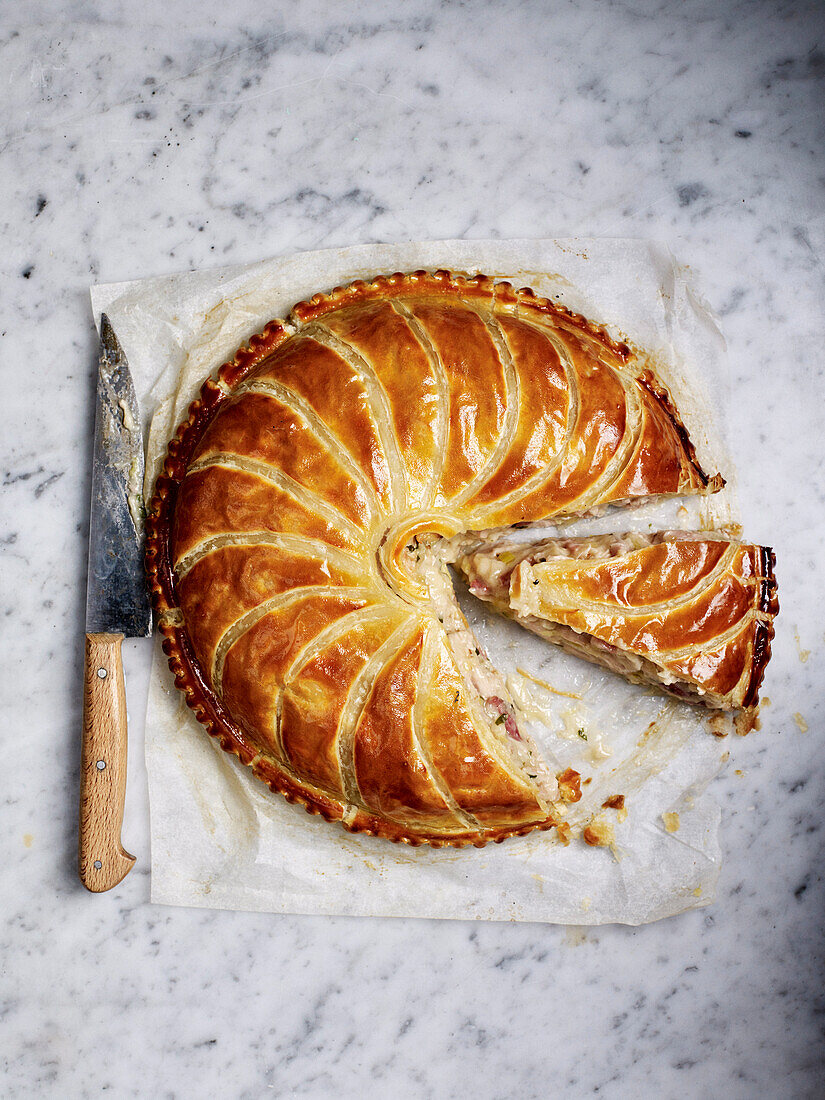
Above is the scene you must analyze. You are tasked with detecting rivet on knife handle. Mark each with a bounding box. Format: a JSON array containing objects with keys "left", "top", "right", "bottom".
[{"left": 79, "top": 633, "right": 136, "bottom": 891}]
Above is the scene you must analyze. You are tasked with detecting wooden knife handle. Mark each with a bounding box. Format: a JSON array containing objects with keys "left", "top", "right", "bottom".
[{"left": 79, "top": 633, "right": 136, "bottom": 891}]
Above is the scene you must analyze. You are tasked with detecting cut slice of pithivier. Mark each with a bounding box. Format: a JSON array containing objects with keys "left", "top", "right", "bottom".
[{"left": 456, "top": 531, "right": 778, "bottom": 710}]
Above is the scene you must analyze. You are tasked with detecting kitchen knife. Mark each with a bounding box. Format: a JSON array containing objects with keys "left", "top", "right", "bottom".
[{"left": 80, "top": 315, "right": 151, "bottom": 892}]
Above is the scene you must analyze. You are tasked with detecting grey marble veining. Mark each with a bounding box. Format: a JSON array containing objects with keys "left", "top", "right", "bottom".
[{"left": 2, "top": 1, "right": 824, "bottom": 1096}]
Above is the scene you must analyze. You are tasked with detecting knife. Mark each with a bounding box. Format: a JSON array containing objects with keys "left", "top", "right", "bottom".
[{"left": 79, "top": 315, "right": 151, "bottom": 892}]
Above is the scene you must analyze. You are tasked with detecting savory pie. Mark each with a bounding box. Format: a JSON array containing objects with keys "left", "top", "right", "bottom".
[
  {"left": 146, "top": 270, "right": 769, "bottom": 848},
  {"left": 456, "top": 531, "right": 778, "bottom": 710}
]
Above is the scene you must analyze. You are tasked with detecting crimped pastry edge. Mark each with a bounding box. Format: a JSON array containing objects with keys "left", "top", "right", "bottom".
[
  {"left": 636, "top": 370, "right": 725, "bottom": 494},
  {"left": 144, "top": 269, "right": 718, "bottom": 847},
  {"left": 741, "top": 546, "right": 779, "bottom": 709},
  {"left": 288, "top": 268, "right": 634, "bottom": 362}
]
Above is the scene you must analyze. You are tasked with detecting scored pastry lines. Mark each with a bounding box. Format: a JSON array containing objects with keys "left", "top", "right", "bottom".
[
  {"left": 173, "top": 530, "right": 365, "bottom": 582},
  {"left": 186, "top": 452, "right": 368, "bottom": 549},
  {"left": 512, "top": 294, "right": 632, "bottom": 366},
  {"left": 412, "top": 624, "right": 483, "bottom": 831},
  {"left": 652, "top": 606, "right": 774, "bottom": 661},
  {"left": 588, "top": 378, "right": 646, "bottom": 502},
  {"left": 272, "top": 690, "right": 286, "bottom": 765},
  {"left": 475, "top": 354, "right": 642, "bottom": 523},
  {"left": 248, "top": 733, "right": 368, "bottom": 807},
  {"left": 516, "top": 546, "right": 771, "bottom": 683},
  {"left": 334, "top": 615, "right": 421, "bottom": 808},
  {"left": 210, "top": 585, "right": 375, "bottom": 696},
  {"left": 341, "top": 803, "right": 359, "bottom": 826},
  {"left": 460, "top": 319, "right": 580, "bottom": 521},
  {"left": 247, "top": 723, "right": 308, "bottom": 785},
  {"left": 564, "top": 372, "right": 646, "bottom": 514},
  {"left": 270, "top": 605, "right": 404, "bottom": 775},
  {"left": 235, "top": 377, "right": 382, "bottom": 528},
  {"left": 447, "top": 311, "right": 521, "bottom": 508},
  {"left": 389, "top": 300, "right": 450, "bottom": 508},
  {"left": 526, "top": 542, "right": 741, "bottom": 620},
  {"left": 281, "top": 604, "right": 401, "bottom": 694},
  {"left": 302, "top": 323, "right": 408, "bottom": 515}
]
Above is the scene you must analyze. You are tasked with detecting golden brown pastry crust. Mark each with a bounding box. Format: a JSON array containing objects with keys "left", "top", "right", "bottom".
[{"left": 146, "top": 270, "right": 724, "bottom": 846}]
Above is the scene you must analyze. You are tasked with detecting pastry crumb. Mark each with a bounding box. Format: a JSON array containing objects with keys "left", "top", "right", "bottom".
[
  {"left": 583, "top": 816, "right": 615, "bottom": 847},
  {"left": 794, "top": 629, "right": 811, "bottom": 664},
  {"left": 708, "top": 712, "right": 729, "bottom": 738},
  {"left": 734, "top": 709, "right": 759, "bottom": 737},
  {"left": 734, "top": 768, "right": 744, "bottom": 777},
  {"left": 693, "top": 885, "right": 702, "bottom": 897},
  {"left": 23, "top": 833, "right": 33, "bottom": 848},
  {"left": 794, "top": 712, "right": 809, "bottom": 734},
  {"left": 662, "top": 811, "right": 680, "bottom": 833},
  {"left": 557, "top": 768, "right": 582, "bottom": 803},
  {"left": 602, "top": 795, "right": 627, "bottom": 821},
  {"left": 555, "top": 821, "right": 572, "bottom": 846}
]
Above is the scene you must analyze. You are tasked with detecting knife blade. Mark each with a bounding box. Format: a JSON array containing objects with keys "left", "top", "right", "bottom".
[{"left": 79, "top": 315, "right": 151, "bottom": 892}]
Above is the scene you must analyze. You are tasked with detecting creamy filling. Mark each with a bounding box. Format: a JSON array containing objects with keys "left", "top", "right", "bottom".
[
  {"left": 517, "top": 615, "right": 722, "bottom": 703},
  {"left": 401, "top": 540, "right": 558, "bottom": 802},
  {"left": 444, "top": 496, "right": 676, "bottom": 561}
]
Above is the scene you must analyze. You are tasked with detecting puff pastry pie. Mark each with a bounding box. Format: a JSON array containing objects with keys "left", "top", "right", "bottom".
[
  {"left": 147, "top": 270, "right": 744, "bottom": 847},
  {"left": 456, "top": 531, "right": 777, "bottom": 710}
]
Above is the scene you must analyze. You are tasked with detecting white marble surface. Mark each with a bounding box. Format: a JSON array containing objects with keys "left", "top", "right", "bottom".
[{"left": 2, "top": 1, "right": 824, "bottom": 1096}]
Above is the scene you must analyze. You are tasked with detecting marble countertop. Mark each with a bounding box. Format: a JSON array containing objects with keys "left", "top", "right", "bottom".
[{"left": 3, "top": 1, "right": 823, "bottom": 1096}]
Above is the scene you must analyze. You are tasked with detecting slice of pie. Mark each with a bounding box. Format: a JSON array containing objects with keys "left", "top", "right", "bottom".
[
  {"left": 146, "top": 270, "right": 761, "bottom": 848},
  {"left": 456, "top": 531, "right": 778, "bottom": 710}
]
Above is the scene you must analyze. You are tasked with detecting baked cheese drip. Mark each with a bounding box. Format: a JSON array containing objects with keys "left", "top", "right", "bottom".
[
  {"left": 148, "top": 271, "right": 725, "bottom": 846},
  {"left": 458, "top": 531, "right": 777, "bottom": 710}
]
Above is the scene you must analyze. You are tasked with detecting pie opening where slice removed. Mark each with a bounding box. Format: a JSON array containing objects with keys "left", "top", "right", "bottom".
[{"left": 146, "top": 269, "right": 775, "bottom": 848}]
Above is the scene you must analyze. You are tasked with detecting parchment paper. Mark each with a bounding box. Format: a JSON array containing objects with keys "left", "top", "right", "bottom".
[{"left": 91, "top": 239, "right": 738, "bottom": 924}]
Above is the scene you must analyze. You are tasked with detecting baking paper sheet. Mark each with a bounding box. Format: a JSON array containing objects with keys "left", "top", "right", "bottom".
[{"left": 91, "top": 238, "right": 738, "bottom": 924}]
